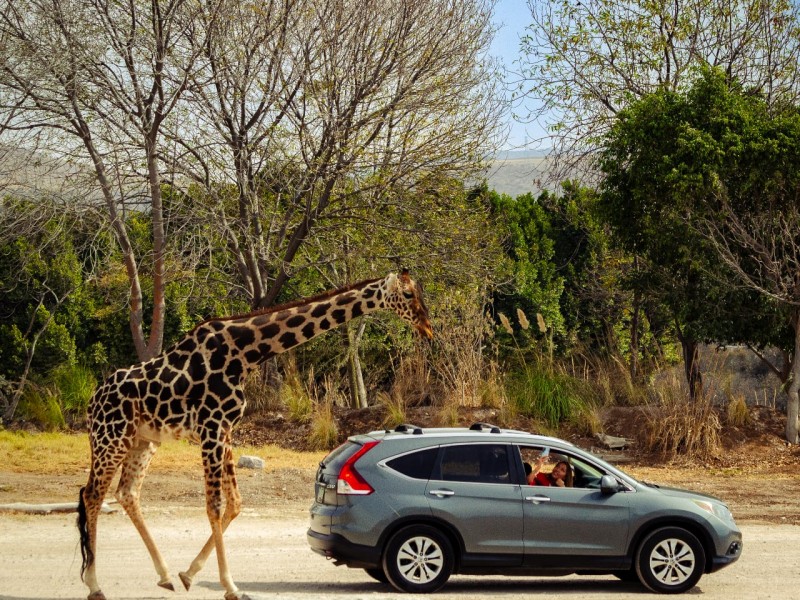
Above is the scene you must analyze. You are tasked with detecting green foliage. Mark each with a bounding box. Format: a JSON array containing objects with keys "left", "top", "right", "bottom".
[
  {"left": 49, "top": 363, "right": 96, "bottom": 417},
  {"left": 600, "top": 68, "right": 795, "bottom": 354},
  {"left": 505, "top": 361, "right": 593, "bottom": 429},
  {"left": 17, "top": 384, "right": 66, "bottom": 431}
]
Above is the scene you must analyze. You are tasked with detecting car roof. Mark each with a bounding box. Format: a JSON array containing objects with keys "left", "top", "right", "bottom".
[{"left": 356, "top": 422, "right": 575, "bottom": 448}]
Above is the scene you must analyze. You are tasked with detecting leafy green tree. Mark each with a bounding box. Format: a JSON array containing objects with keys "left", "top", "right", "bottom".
[{"left": 600, "top": 69, "right": 800, "bottom": 439}]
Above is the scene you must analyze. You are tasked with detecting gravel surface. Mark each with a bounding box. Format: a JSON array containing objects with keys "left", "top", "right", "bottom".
[{"left": 0, "top": 507, "right": 798, "bottom": 600}]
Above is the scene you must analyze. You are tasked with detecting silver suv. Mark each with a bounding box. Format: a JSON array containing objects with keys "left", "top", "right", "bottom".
[{"left": 307, "top": 423, "right": 742, "bottom": 594}]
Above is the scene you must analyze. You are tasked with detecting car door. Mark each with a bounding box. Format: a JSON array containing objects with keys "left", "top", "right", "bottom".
[
  {"left": 425, "top": 443, "right": 524, "bottom": 562},
  {"left": 519, "top": 448, "right": 631, "bottom": 567}
]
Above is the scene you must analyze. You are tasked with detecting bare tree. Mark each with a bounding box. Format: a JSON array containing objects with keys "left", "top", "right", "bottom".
[
  {"left": 701, "top": 197, "right": 800, "bottom": 442},
  {"left": 0, "top": 0, "right": 207, "bottom": 361},
  {"left": 174, "top": 0, "right": 504, "bottom": 308}
]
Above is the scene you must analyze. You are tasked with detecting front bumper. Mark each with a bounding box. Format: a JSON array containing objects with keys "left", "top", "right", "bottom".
[
  {"left": 306, "top": 528, "right": 380, "bottom": 569},
  {"left": 709, "top": 539, "right": 743, "bottom": 573}
]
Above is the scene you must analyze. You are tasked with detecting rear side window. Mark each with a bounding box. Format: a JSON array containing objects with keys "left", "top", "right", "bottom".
[
  {"left": 436, "top": 444, "right": 511, "bottom": 484},
  {"left": 386, "top": 448, "right": 438, "bottom": 480}
]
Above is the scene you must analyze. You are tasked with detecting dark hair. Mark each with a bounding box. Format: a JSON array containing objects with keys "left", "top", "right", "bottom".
[{"left": 524, "top": 462, "right": 532, "bottom": 476}]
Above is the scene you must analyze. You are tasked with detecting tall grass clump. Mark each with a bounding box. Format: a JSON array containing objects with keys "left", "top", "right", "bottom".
[
  {"left": 50, "top": 363, "right": 96, "bottom": 421},
  {"left": 377, "top": 390, "right": 407, "bottom": 429},
  {"left": 17, "top": 384, "right": 66, "bottom": 430},
  {"left": 281, "top": 361, "right": 312, "bottom": 424},
  {"left": 642, "top": 373, "right": 721, "bottom": 459},
  {"left": 505, "top": 363, "right": 591, "bottom": 430},
  {"left": 308, "top": 377, "right": 340, "bottom": 450}
]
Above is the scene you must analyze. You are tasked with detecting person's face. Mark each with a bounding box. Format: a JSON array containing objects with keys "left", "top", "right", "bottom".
[{"left": 551, "top": 463, "right": 567, "bottom": 481}]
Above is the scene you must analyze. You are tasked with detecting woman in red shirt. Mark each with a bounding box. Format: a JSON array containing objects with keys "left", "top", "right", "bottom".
[{"left": 525, "top": 459, "right": 572, "bottom": 487}]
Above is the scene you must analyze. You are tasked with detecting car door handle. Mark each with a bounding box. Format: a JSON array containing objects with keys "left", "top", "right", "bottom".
[
  {"left": 525, "top": 495, "right": 551, "bottom": 503},
  {"left": 428, "top": 489, "right": 455, "bottom": 497}
]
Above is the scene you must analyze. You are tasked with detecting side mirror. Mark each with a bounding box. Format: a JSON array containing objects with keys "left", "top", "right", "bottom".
[{"left": 600, "top": 475, "right": 621, "bottom": 495}]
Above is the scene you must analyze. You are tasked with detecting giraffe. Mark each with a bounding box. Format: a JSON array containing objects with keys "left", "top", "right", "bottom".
[{"left": 77, "top": 270, "right": 432, "bottom": 600}]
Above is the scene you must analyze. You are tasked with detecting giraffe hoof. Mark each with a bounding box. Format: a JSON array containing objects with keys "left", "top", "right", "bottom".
[
  {"left": 88, "top": 592, "right": 107, "bottom": 600},
  {"left": 179, "top": 571, "right": 193, "bottom": 591},
  {"left": 224, "top": 592, "right": 253, "bottom": 600},
  {"left": 157, "top": 579, "right": 175, "bottom": 592}
]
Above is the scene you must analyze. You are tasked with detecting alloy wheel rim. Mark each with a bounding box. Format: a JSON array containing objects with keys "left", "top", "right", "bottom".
[
  {"left": 396, "top": 535, "right": 444, "bottom": 583},
  {"left": 649, "top": 538, "right": 695, "bottom": 585}
]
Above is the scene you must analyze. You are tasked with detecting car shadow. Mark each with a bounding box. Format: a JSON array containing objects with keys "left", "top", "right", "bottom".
[{"left": 191, "top": 576, "right": 704, "bottom": 596}]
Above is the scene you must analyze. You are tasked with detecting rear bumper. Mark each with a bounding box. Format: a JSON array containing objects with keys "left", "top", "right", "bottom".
[{"left": 307, "top": 528, "right": 380, "bottom": 569}]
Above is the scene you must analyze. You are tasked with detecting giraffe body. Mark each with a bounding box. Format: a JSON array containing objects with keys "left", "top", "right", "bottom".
[{"left": 77, "top": 272, "right": 432, "bottom": 600}]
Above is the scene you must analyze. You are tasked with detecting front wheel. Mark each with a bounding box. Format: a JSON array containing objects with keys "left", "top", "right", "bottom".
[
  {"left": 635, "top": 527, "right": 706, "bottom": 594},
  {"left": 383, "top": 525, "right": 454, "bottom": 593}
]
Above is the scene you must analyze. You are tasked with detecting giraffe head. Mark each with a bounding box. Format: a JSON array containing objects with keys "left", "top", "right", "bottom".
[{"left": 384, "top": 269, "right": 433, "bottom": 339}]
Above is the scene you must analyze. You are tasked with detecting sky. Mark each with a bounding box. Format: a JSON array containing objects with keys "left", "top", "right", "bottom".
[{"left": 489, "top": 0, "right": 547, "bottom": 151}]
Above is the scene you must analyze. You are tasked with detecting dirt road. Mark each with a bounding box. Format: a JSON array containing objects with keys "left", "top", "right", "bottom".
[{"left": 1, "top": 503, "right": 798, "bottom": 600}]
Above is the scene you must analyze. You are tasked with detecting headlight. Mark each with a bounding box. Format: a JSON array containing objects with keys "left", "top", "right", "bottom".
[{"left": 693, "top": 499, "right": 735, "bottom": 523}]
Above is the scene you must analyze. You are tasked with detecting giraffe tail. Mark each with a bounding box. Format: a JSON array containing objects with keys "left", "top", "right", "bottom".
[{"left": 77, "top": 486, "right": 93, "bottom": 580}]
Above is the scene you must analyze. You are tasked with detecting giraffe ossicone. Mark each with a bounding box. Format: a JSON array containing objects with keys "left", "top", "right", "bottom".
[{"left": 77, "top": 271, "right": 432, "bottom": 600}]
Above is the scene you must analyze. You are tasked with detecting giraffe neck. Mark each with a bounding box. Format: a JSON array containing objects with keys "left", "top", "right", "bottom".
[{"left": 234, "top": 278, "right": 388, "bottom": 366}]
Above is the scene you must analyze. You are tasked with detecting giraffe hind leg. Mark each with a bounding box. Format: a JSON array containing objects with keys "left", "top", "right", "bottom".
[
  {"left": 179, "top": 442, "right": 242, "bottom": 591},
  {"left": 115, "top": 438, "right": 175, "bottom": 591},
  {"left": 79, "top": 440, "right": 130, "bottom": 600}
]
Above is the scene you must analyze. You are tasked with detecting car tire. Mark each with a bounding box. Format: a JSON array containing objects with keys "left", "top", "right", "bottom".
[
  {"left": 383, "top": 525, "right": 454, "bottom": 593},
  {"left": 364, "top": 567, "right": 389, "bottom": 584},
  {"left": 635, "top": 526, "right": 706, "bottom": 594}
]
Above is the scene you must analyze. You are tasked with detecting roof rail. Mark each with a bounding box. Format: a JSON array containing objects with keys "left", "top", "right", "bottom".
[
  {"left": 469, "top": 422, "right": 501, "bottom": 434},
  {"left": 392, "top": 423, "right": 423, "bottom": 435}
]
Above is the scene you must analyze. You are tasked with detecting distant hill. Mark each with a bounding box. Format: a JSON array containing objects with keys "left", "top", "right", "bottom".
[{"left": 484, "top": 150, "right": 554, "bottom": 198}]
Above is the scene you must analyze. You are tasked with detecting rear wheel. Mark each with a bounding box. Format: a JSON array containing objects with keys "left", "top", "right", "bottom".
[
  {"left": 383, "top": 525, "right": 454, "bottom": 593},
  {"left": 635, "top": 527, "right": 705, "bottom": 594}
]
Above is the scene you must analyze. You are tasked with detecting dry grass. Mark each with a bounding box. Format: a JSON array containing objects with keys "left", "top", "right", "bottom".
[
  {"left": 308, "top": 376, "right": 340, "bottom": 451},
  {"left": 0, "top": 430, "right": 324, "bottom": 475},
  {"left": 641, "top": 373, "right": 721, "bottom": 460}
]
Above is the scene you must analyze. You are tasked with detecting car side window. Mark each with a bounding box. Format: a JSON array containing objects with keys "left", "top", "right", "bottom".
[
  {"left": 385, "top": 447, "right": 438, "bottom": 480},
  {"left": 436, "top": 444, "right": 511, "bottom": 484},
  {"left": 517, "top": 445, "right": 606, "bottom": 489}
]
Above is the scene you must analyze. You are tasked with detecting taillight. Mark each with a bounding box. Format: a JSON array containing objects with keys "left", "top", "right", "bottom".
[{"left": 337, "top": 441, "right": 379, "bottom": 495}]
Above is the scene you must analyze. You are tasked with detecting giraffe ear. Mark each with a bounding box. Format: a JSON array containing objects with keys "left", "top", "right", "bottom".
[{"left": 385, "top": 272, "right": 399, "bottom": 290}]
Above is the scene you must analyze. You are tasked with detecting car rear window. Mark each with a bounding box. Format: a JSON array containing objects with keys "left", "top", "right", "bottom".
[
  {"left": 386, "top": 447, "right": 438, "bottom": 480},
  {"left": 320, "top": 441, "right": 364, "bottom": 474}
]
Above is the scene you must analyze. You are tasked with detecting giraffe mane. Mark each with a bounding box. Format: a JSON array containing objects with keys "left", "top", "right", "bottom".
[{"left": 195, "top": 277, "right": 385, "bottom": 329}]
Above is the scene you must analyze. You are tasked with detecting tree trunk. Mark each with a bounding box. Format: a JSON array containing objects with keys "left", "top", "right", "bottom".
[
  {"left": 675, "top": 321, "right": 703, "bottom": 401},
  {"left": 785, "top": 309, "right": 800, "bottom": 443},
  {"left": 342, "top": 322, "right": 368, "bottom": 409}
]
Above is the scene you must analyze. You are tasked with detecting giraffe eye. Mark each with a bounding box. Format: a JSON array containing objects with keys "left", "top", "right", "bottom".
[{"left": 403, "top": 291, "right": 414, "bottom": 299}]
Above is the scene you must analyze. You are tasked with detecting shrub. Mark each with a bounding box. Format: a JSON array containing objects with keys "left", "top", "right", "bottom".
[
  {"left": 50, "top": 363, "right": 96, "bottom": 420},
  {"left": 642, "top": 374, "right": 721, "bottom": 459},
  {"left": 505, "top": 362, "right": 590, "bottom": 429},
  {"left": 308, "top": 377, "right": 340, "bottom": 450}
]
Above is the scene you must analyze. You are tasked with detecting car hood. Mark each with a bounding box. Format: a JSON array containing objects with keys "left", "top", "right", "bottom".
[{"left": 653, "top": 484, "right": 727, "bottom": 505}]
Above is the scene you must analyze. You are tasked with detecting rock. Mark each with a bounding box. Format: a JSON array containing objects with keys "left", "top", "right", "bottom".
[
  {"left": 237, "top": 455, "right": 265, "bottom": 470},
  {"left": 594, "top": 432, "right": 633, "bottom": 450}
]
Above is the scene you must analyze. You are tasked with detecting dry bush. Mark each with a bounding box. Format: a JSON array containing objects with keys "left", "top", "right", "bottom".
[
  {"left": 388, "top": 351, "right": 435, "bottom": 408},
  {"left": 726, "top": 393, "right": 751, "bottom": 427},
  {"left": 430, "top": 293, "right": 490, "bottom": 408},
  {"left": 243, "top": 369, "right": 283, "bottom": 414},
  {"left": 281, "top": 358, "right": 313, "bottom": 424},
  {"left": 308, "top": 376, "right": 340, "bottom": 451},
  {"left": 642, "top": 373, "right": 721, "bottom": 460},
  {"left": 377, "top": 390, "right": 407, "bottom": 429}
]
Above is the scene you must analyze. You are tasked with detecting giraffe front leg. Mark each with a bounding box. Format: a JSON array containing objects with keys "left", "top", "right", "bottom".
[
  {"left": 115, "top": 440, "right": 175, "bottom": 591},
  {"left": 179, "top": 445, "right": 242, "bottom": 591}
]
